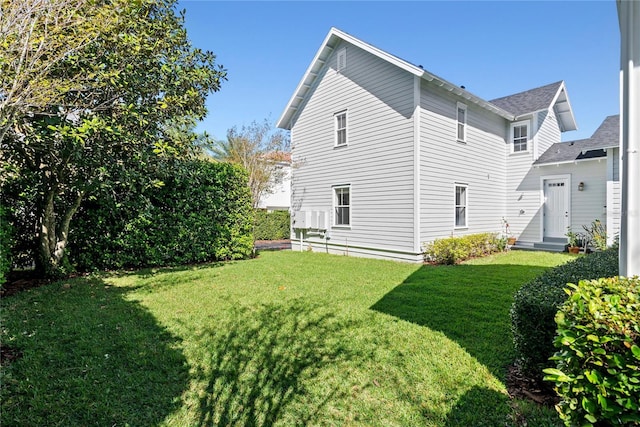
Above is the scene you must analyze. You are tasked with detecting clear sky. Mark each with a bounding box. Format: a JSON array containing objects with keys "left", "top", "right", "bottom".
[{"left": 179, "top": 1, "right": 620, "bottom": 142}]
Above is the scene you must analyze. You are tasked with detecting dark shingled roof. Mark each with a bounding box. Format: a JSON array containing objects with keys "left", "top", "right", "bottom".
[
  {"left": 534, "top": 114, "right": 619, "bottom": 166},
  {"left": 590, "top": 115, "right": 619, "bottom": 148},
  {"left": 490, "top": 81, "right": 563, "bottom": 116}
]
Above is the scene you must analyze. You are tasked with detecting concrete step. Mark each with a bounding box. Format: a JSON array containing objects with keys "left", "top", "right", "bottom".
[{"left": 533, "top": 241, "right": 567, "bottom": 252}]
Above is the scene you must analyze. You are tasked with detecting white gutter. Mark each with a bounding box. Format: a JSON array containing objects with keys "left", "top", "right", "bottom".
[{"left": 617, "top": 0, "right": 640, "bottom": 277}]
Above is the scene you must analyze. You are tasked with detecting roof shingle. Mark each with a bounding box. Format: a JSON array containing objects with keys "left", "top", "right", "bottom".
[{"left": 490, "top": 81, "right": 563, "bottom": 116}]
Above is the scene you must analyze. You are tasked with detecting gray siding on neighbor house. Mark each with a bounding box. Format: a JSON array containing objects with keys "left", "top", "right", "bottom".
[
  {"left": 506, "top": 144, "right": 541, "bottom": 242},
  {"left": 419, "top": 81, "right": 508, "bottom": 244},
  {"left": 511, "top": 110, "right": 562, "bottom": 242},
  {"left": 290, "top": 40, "right": 416, "bottom": 257},
  {"left": 535, "top": 110, "right": 561, "bottom": 160}
]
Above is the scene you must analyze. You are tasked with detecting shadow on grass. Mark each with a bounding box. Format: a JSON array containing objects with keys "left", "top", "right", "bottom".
[
  {"left": 370, "top": 263, "right": 550, "bottom": 379},
  {"left": 443, "top": 386, "right": 511, "bottom": 426},
  {"left": 194, "top": 301, "right": 356, "bottom": 426},
  {"left": 0, "top": 278, "right": 188, "bottom": 426}
]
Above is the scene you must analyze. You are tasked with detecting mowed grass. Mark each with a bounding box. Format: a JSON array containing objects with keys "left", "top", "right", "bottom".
[{"left": 0, "top": 250, "right": 572, "bottom": 426}]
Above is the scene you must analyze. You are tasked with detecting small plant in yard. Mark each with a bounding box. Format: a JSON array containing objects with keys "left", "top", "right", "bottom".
[
  {"left": 582, "top": 219, "right": 607, "bottom": 251},
  {"left": 543, "top": 277, "right": 640, "bottom": 426},
  {"left": 423, "top": 232, "right": 504, "bottom": 265}
]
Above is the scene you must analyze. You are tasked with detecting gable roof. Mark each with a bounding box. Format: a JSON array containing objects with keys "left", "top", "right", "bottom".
[
  {"left": 277, "top": 27, "right": 577, "bottom": 133},
  {"left": 277, "top": 27, "right": 515, "bottom": 130},
  {"left": 534, "top": 115, "right": 619, "bottom": 166},
  {"left": 489, "top": 81, "right": 577, "bottom": 131}
]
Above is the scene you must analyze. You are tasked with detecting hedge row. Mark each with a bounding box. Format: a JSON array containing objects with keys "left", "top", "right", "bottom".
[
  {"left": 254, "top": 210, "right": 290, "bottom": 241},
  {"left": 544, "top": 277, "right": 639, "bottom": 426},
  {"left": 69, "top": 159, "right": 254, "bottom": 270},
  {"left": 423, "top": 233, "right": 506, "bottom": 264},
  {"left": 0, "top": 205, "right": 12, "bottom": 286},
  {"left": 510, "top": 247, "right": 619, "bottom": 377}
]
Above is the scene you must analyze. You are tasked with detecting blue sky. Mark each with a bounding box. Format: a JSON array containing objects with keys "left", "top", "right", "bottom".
[{"left": 179, "top": 1, "right": 620, "bottom": 142}]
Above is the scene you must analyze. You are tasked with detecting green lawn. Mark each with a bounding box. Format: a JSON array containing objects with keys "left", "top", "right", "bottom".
[{"left": 1, "top": 250, "right": 572, "bottom": 426}]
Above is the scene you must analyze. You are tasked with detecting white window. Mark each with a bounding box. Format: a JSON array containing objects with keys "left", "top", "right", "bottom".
[
  {"left": 511, "top": 121, "right": 530, "bottom": 152},
  {"left": 335, "top": 111, "right": 347, "bottom": 146},
  {"left": 333, "top": 185, "right": 350, "bottom": 226},
  {"left": 337, "top": 47, "right": 346, "bottom": 72},
  {"left": 455, "top": 184, "right": 468, "bottom": 228},
  {"left": 457, "top": 102, "right": 467, "bottom": 142}
]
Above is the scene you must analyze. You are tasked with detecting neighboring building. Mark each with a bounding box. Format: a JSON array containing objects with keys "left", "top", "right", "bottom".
[
  {"left": 257, "top": 152, "right": 292, "bottom": 211},
  {"left": 277, "top": 27, "right": 619, "bottom": 261}
]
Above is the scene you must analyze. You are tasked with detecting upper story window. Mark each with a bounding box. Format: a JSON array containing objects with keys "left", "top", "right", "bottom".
[
  {"left": 337, "top": 47, "right": 346, "bottom": 72},
  {"left": 511, "top": 120, "right": 530, "bottom": 153},
  {"left": 334, "top": 185, "right": 350, "bottom": 226},
  {"left": 455, "top": 184, "right": 468, "bottom": 228},
  {"left": 335, "top": 111, "right": 347, "bottom": 146},
  {"left": 457, "top": 103, "right": 467, "bottom": 142}
]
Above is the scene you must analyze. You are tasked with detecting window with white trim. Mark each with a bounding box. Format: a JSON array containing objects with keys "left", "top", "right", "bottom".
[
  {"left": 335, "top": 111, "right": 347, "bottom": 146},
  {"left": 457, "top": 103, "right": 467, "bottom": 142},
  {"left": 337, "top": 47, "right": 346, "bottom": 72},
  {"left": 511, "top": 121, "right": 529, "bottom": 152},
  {"left": 333, "top": 185, "right": 350, "bottom": 226},
  {"left": 455, "top": 184, "right": 467, "bottom": 228}
]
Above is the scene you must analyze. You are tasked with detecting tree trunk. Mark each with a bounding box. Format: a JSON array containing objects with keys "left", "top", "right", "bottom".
[{"left": 35, "top": 187, "right": 84, "bottom": 278}]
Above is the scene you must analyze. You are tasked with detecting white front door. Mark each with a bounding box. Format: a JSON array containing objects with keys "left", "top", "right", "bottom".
[{"left": 543, "top": 178, "right": 569, "bottom": 238}]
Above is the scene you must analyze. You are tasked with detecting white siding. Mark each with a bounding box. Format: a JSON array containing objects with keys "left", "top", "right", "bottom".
[
  {"left": 290, "top": 40, "right": 417, "bottom": 260},
  {"left": 419, "top": 81, "right": 508, "bottom": 245},
  {"left": 535, "top": 111, "right": 561, "bottom": 160},
  {"left": 537, "top": 159, "right": 608, "bottom": 238},
  {"left": 607, "top": 147, "right": 621, "bottom": 244}
]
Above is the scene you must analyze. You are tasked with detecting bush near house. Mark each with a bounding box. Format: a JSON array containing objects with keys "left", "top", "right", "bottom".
[
  {"left": 254, "top": 209, "right": 290, "bottom": 240},
  {"left": 0, "top": 205, "right": 13, "bottom": 286},
  {"left": 543, "top": 277, "right": 640, "bottom": 426},
  {"left": 70, "top": 160, "right": 254, "bottom": 270},
  {"left": 510, "top": 247, "right": 619, "bottom": 377},
  {"left": 423, "top": 233, "right": 506, "bottom": 265}
]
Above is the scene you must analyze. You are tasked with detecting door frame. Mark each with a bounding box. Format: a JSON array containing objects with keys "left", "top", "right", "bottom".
[{"left": 540, "top": 174, "right": 571, "bottom": 241}]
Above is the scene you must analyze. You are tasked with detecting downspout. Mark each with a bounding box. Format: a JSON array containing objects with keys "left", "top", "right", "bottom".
[{"left": 617, "top": 0, "right": 640, "bottom": 276}]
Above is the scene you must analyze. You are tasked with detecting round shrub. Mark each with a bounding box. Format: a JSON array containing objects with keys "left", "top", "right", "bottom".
[
  {"left": 423, "top": 233, "right": 503, "bottom": 265},
  {"left": 543, "top": 276, "right": 639, "bottom": 426},
  {"left": 510, "top": 247, "right": 619, "bottom": 377}
]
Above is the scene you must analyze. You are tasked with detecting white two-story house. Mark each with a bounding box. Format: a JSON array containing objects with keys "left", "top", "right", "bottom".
[{"left": 277, "top": 28, "right": 620, "bottom": 262}]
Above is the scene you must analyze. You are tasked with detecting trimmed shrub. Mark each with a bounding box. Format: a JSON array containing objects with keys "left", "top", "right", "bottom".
[
  {"left": 254, "top": 209, "right": 290, "bottom": 240},
  {"left": 0, "top": 205, "right": 13, "bottom": 286},
  {"left": 69, "top": 159, "right": 254, "bottom": 270},
  {"left": 510, "top": 247, "right": 619, "bottom": 376},
  {"left": 543, "top": 277, "right": 639, "bottom": 426},
  {"left": 423, "top": 233, "right": 504, "bottom": 265}
]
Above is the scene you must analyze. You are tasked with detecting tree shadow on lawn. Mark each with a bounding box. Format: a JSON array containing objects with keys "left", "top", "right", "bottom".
[
  {"left": 443, "top": 385, "right": 512, "bottom": 426},
  {"left": 194, "top": 301, "right": 358, "bottom": 427},
  {"left": 370, "top": 263, "right": 550, "bottom": 380},
  {"left": 0, "top": 277, "right": 188, "bottom": 426}
]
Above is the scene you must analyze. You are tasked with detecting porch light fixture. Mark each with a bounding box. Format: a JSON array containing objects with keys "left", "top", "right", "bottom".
[{"left": 578, "top": 182, "right": 585, "bottom": 191}]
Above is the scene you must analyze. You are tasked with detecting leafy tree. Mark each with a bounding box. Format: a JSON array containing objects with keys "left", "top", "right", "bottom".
[
  {"left": 0, "top": 0, "right": 227, "bottom": 277},
  {"left": 211, "top": 119, "right": 289, "bottom": 208},
  {"left": 0, "top": 0, "right": 118, "bottom": 142}
]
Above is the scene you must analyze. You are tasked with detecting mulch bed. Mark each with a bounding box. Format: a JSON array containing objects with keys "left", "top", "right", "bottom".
[{"left": 506, "top": 363, "right": 559, "bottom": 407}]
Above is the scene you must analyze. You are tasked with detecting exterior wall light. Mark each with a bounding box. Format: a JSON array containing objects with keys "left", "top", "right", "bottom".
[{"left": 578, "top": 182, "right": 585, "bottom": 191}]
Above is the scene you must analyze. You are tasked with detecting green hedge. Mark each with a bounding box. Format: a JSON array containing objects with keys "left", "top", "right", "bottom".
[
  {"left": 69, "top": 159, "right": 254, "bottom": 270},
  {"left": 544, "top": 277, "right": 639, "bottom": 426},
  {"left": 423, "top": 233, "right": 506, "bottom": 265},
  {"left": 0, "top": 205, "right": 12, "bottom": 286},
  {"left": 254, "top": 210, "right": 290, "bottom": 240},
  {"left": 510, "top": 247, "right": 619, "bottom": 377}
]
